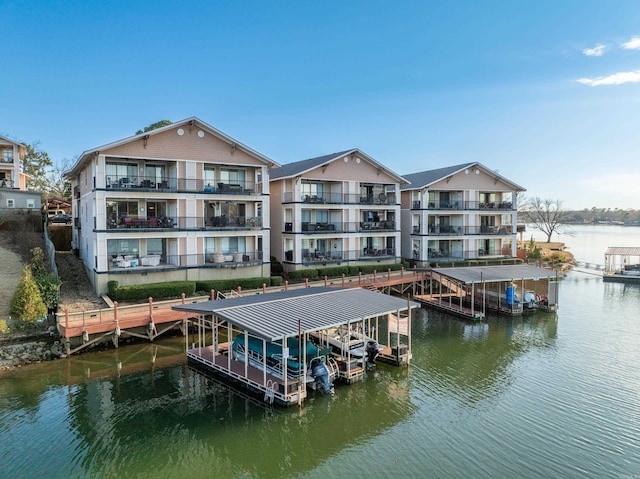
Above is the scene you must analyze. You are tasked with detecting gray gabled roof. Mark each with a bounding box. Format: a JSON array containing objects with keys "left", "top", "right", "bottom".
[
  {"left": 270, "top": 148, "right": 409, "bottom": 184},
  {"left": 433, "top": 265, "right": 559, "bottom": 284},
  {"left": 270, "top": 149, "right": 355, "bottom": 180},
  {"left": 65, "top": 116, "right": 279, "bottom": 177},
  {"left": 400, "top": 162, "right": 525, "bottom": 191},
  {"left": 173, "top": 287, "right": 418, "bottom": 342},
  {"left": 0, "top": 134, "right": 22, "bottom": 146}
]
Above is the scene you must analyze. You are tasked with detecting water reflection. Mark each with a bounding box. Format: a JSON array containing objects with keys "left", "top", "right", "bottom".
[
  {"left": 1, "top": 336, "right": 415, "bottom": 479},
  {"left": 411, "top": 308, "right": 558, "bottom": 404}
]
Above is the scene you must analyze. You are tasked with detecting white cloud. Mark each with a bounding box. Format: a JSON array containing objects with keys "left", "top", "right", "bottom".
[
  {"left": 622, "top": 36, "right": 640, "bottom": 50},
  {"left": 576, "top": 70, "right": 640, "bottom": 86},
  {"left": 582, "top": 44, "right": 606, "bottom": 56}
]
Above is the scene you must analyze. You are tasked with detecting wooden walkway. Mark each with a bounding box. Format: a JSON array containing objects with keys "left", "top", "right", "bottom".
[
  {"left": 57, "top": 295, "right": 202, "bottom": 355},
  {"left": 55, "top": 267, "right": 426, "bottom": 356}
]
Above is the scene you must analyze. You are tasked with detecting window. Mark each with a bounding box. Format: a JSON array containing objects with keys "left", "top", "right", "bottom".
[
  {"left": 220, "top": 168, "right": 245, "bottom": 186},
  {"left": 205, "top": 237, "right": 217, "bottom": 256},
  {"left": 27, "top": 199, "right": 35, "bottom": 209},
  {"left": 204, "top": 167, "right": 216, "bottom": 185},
  {"left": 6, "top": 198, "right": 15, "bottom": 208},
  {"left": 221, "top": 237, "right": 245, "bottom": 254},
  {"left": 301, "top": 182, "right": 323, "bottom": 198},
  {"left": 1, "top": 148, "right": 13, "bottom": 163},
  {"left": 107, "top": 239, "right": 139, "bottom": 257},
  {"left": 106, "top": 200, "right": 139, "bottom": 220},
  {"left": 145, "top": 164, "right": 165, "bottom": 184},
  {"left": 106, "top": 162, "right": 138, "bottom": 183},
  {"left": 147, "top": 238, "right": 165, "bottom": 257},
  {"left": 316, "top": 210, "right": 328, "bottom": 223}
]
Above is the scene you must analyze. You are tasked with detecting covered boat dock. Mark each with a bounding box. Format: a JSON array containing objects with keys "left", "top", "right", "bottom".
[
  {"left": 173, "top": 287, "right": 418, "bottom": 407},
  {"left": 415, "top": 264, "right": 560, "bottom": 319},
  {"left": 604, "top": 247, "right": 640, "bottom": 284}
]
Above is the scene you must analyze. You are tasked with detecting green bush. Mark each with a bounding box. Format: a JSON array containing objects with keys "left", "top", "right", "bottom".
[
  {"left": 35, "top": 272, "right": 62, "bottom": 310},
  {"left": 287, "top": 269, "right": 319, "bottom": 280},
  {"left": 196, "top": 277, "right": 273, "bottom": 294},
  {"left": 271, "top": 261, "right": 284, "bottom": 276},
  {"left": 108, "top": 280, "right": 196, "bottom": 301},
  {"left": 11, "top": 267, "right": 47, "bottom": 322},
  {"left": 315, "top": 266, "right": 350, "bottom": 278},
  {"left": 270, "top": 276, "right": 283, "bottom": 287},
  {"left": 29, "top": 247, "right": 61, "bottom": 310},
  {"left": 0, "top": 319, "right": 9, "bottom": 335}
]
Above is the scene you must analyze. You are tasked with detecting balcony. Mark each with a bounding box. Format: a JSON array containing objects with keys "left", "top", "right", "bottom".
[
  {"left": 0, "top": 178, "right": 16, "bottom": 188},
  {"left": 298, "top": 247, "right": 396, "bottom": 264},
  {"left": 423, "top": 248, "right": 510, "bottom": 262},
  {"left": 105, "top": 215, "right": 263, "bottom": 230},
  {"left": 282, "top": 192, "right": 398, "bottom": 205},
  {"left": 414, "top": 200, "right": 515, "bottom": 210},
  {"left": 289, "top": 221, "right": 396, "bottom": 233},
  {"left": 104, "top": 175, "right": 257, "bottom": 195},
  {"left": 424, "top": 225, "right": 513, "bottom": 236},
  {"left": 427, "top": 225, "right": 464, "bottom": 236},
  {"left": 107, "top": 250, "right": 263, "bottom": 271}
]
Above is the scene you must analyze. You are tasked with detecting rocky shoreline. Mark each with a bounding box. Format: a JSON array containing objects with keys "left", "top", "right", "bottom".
[{"left": 0, "top": 339, "right": 67, "bottom": 370}]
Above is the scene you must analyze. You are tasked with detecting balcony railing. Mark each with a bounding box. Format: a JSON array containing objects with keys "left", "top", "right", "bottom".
[
  {"left": 107, "top": 250, "right": 264, "bottom": 271},
  {"left": 296, "top": 247, "right": 397, "bottom": 264},
  {"left": 418, "top": 225, "right": 514, "bottom": 236},
  {"left": 284, "top": 221, "right": 396, "bottom": 233},
  {"left": 418, "top": 248, "right": 510, "bottom": 262},
  {"left": 411, "top": 200, "right": 514, "bottom": 210},
  {"left": 282, "top": 192, "right": 398, "bottom": 205},
  {"left": 105, "top": 215, "right": 263, "bottom": 230},
  {"left": 104, "top": 175, "right": 257, "bottom": 194}
]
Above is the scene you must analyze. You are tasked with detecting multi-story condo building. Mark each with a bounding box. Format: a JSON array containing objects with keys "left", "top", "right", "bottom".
[
  {"left": 65, "top": 117, "right": 278, "bottom": 295},
  {"left": 401, "top": 162, "right": 524, "bottom": 264},
  {"left": 0, "top": 134, "right": 28, "bottom": 190},
  {"left": 270, "top": 149, "right": 408, "bottom": 272}
]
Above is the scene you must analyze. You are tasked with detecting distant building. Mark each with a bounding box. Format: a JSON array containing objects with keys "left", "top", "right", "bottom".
[
  {"left": 401, "top": 163, "right": 524, "bottom": 264},
  {"left": 0, "top": 134, "right": 30, "bottom": 191},
  {"left": 64, "top": 117, "right": 278, "bottom": 295},
  {"left": 269, "top": 149, "right": 407, "bottom": 272}
]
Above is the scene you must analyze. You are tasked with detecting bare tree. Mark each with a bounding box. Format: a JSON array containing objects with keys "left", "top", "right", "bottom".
[{"left": 520, "top": 197, "right": 569, "bottom": 242}]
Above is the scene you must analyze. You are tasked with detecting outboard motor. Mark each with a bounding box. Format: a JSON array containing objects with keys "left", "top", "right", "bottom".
[
  {"left": 311, "top": 358, "right": 334, "bottom": 395},
  {"left": 365, "top": 340, "right": 382, "bottom": 370}
]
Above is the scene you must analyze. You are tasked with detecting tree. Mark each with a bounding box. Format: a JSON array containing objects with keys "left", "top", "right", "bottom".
[
  {"left": 136, "top": 120, "right": 172, "bottom": 135},
  {"left": 22, "top": 141, "right": 54, "bottom": 192},
  {"left": 45, "top": 158, "right": 73, "bottom": 200},
  {"left": 10, "top": 266, "right": 47, "bottom": 322},
  {"left": 520, "top": 197, "right": 570, "bottom": 243}
]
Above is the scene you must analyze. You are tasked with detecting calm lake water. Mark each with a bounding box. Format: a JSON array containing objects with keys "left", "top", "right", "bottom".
[{"left": 1, "top": 225, "right": 639, "bottom": 478}]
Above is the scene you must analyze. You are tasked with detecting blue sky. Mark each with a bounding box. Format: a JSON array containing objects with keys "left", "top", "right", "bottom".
[{"left": 2, "top": 0, "right": 639, "bottom": 209}]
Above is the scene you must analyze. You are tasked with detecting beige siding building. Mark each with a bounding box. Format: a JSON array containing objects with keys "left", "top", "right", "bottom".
[
  {"left": 0, "top": 135, "right": 29, "bottom": 191},
  {"left": 401, "top": 163, "right": 524, "bottom": 264},
  {"left": 270, "top": 149, "right": 408, "bottom": 273},
  {"left": 65, "top": 118, "right": 278, "bottom": 295}
]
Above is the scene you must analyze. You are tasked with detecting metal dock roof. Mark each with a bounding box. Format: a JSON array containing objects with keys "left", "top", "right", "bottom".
[
  {"left": 432, "top": 264, "right": 559, "bottom": 284},
  {"left": 173, "top": 287, "right": 418, "bottom": 342},
  {"left": 605, "top": 247, "right": 640, "bottom": 256}
]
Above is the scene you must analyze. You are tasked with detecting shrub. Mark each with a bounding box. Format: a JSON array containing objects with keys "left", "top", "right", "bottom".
[
  {"left": 315, "top": 266, "right": 350, "bottom": 278},
  {"left": 0, "top": 320, "right": 9, "bottom": 335},
  {"left": 196, "top": 277, "right": 273, "bottom": 294},
  {"left": 10, "top": 267, "right": 47, "bottom": 322},
  {"left": 29, "top": 247, "right": 61, "bottom": 310},
  {"left": 271, "top": 260, "right": 284, "bottom": 276},
  {"left": 287, "top": 269, "right": 319, "bottom": 281},
  {"left": 108, "top": 280, "right": 196, "bottom": 301},
  {"left": 270, "top": 276, "right": 283, "bottom": 287}
]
